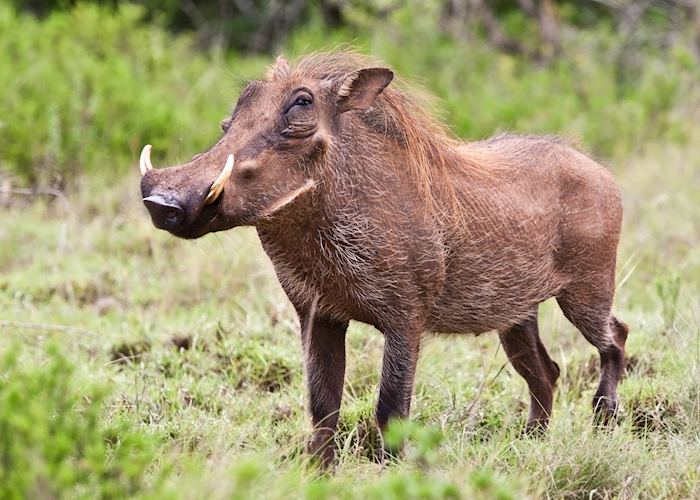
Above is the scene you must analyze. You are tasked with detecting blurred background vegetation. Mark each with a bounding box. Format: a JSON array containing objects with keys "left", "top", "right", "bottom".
[{"left": 1, "top": 0, "right": 699, "bottom": 185}]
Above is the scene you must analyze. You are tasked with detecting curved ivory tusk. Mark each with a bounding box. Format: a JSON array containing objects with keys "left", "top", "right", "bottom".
[
  {"left": 204, "top": 154, "right": 234, "bottom": 205},
  {"left": 139, "top": 144, "right": 154, "bottom": 176}
]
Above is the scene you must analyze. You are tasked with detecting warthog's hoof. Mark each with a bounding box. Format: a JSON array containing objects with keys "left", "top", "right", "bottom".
[
  {"left": 593, "top": 393, "right": 619, "bottom": 426},
  {"left": 524, "top": 418, "right": 549, "bottom": 437},
  {"left": 307, "top": 432, "right": 336, "bottom": 472}
]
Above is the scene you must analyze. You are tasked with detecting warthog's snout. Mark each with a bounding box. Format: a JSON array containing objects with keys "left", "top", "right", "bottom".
[
  {"left": 142, "top": 194, "right": 185, "bottom": 231},
  {"left": 139, "top": 144, "right": 193, "bottom": 232},
  {"left": 139, "top": 144, "right": 235, "bottom": 238}
]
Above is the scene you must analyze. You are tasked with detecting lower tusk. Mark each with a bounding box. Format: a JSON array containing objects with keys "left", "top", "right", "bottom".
[
  {"left": 139, "top": 144, "right": 154, "bottom": 176},
  {"left": 205, "top": 154, "right": 234, "bottom": 205}
]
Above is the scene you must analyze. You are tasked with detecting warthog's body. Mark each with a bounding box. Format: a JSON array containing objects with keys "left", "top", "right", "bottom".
[
  {"left": 141, "top": 52, "right": 628, "bottom": 467},
  {"left": 260, "top": 134, "right": 621, "bottom": 336}
]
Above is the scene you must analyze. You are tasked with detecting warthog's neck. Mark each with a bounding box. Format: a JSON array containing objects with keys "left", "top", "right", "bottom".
[{"left": 255, "top": 171, "right": 448, "bottom": 327}]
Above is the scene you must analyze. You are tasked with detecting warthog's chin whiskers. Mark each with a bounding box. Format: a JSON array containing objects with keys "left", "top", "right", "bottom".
[
  {"left": 139, "top": 144, "right": 154, "bottom": 176},
  {"left": 205, "top": 154, "right": 234, "bottom": 205}
]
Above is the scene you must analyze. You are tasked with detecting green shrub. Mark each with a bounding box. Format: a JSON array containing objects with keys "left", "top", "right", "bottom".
[
  {"left": 0, "top": 344, "right": 161, "bottom": 498},
  {"left": 0, "top": 3, "right": 265, "bottom": 185}
]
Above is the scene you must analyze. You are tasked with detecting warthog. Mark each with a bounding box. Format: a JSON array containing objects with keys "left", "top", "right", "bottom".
[{"left": 140, "top": 51, "right": 628, "bottom": 466}]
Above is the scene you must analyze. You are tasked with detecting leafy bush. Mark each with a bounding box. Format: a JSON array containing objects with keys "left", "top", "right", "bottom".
[
  {"left": 0, "top": 344, "right": 161, "bottom": 498},
  {"left": 0, "top": 3, "right": 264, "bottom": 185}
]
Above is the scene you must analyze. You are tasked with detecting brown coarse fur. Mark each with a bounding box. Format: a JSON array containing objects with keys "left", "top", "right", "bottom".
[
  {"left": 141, "top": 51, "right": 628, "bottom": 469},
  {"left": 294, "top": 51, "right": 473, "bottom": 219}
]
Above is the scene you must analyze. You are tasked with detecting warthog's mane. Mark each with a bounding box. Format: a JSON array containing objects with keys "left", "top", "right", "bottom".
[{"left": 288, "top": 51, "right": 480, "bottom": 217}]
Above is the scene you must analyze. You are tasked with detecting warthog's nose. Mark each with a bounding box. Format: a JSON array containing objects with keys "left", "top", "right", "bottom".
[{"left": 143, "top": 194, "right": 185, "bottom": 230}]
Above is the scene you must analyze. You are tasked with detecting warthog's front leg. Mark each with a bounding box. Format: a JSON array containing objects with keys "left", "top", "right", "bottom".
[
  {"left": 376, "top": 325, "right": 422, "bottom": 451},
  {"left": 299, "top": 313, "right": 348, "bottom": 469}
]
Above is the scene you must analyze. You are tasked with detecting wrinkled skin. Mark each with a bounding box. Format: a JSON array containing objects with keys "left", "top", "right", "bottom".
[{"left": 141, "top": 52, "right": 628, "bottom": 470}]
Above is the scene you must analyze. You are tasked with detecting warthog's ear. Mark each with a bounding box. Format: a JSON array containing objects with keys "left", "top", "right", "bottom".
[
  {"left": 266, "top": 55, "right": 291, "bottom": 81},
  {"left": 336, "top": 67, "right": 394, "bottom": 114}
]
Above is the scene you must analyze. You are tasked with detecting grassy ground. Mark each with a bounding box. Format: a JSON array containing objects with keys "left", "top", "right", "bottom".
[{"left": 1, "top": 130, "right": 699, "bottom": 497}]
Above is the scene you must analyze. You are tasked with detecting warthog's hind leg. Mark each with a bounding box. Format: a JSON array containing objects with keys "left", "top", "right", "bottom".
[
  {"left": 556, "top": 287, "right": 628, "bottom": 424},
  {"left": 498, "top": 310, "right": 560, "bottom": 432}
]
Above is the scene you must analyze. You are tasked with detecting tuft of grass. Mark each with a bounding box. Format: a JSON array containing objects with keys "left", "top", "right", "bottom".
[{"left": 655, "top": 272, "right": 682, "bottom": 330}]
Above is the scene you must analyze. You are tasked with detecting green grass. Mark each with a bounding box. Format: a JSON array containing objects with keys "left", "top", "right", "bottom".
[{"left": 1, "top": 127, "right": 699, "bottom": 497}]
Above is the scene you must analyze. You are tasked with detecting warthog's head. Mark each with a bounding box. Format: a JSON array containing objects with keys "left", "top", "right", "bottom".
[{"left": 140, "top": 55, "right": 393, "bottom": 239}]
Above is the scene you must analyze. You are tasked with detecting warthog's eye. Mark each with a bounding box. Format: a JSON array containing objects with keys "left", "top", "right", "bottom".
[
  {"left": 286, "top": 89, "right": 313, "bottom": 114},
  {"left": 281, "top": 89, "right": 316, "bottom": 139},
  {"left": 293, "top": 96, "right": 312, "bottom": 107}
]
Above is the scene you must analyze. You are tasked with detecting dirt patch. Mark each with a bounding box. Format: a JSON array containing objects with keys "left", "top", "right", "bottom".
[
  {"left": 93, "top": 296, "right": 120, "bottom": 315},
  {"left": 170, "top": 335, "right": 193, "bottom": 351},
  {"left": 110, "top": 341, "right": 151, "bottom": 364},
  {"left": 272, "top": 403, "right": 293, "bottom": 422}
]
